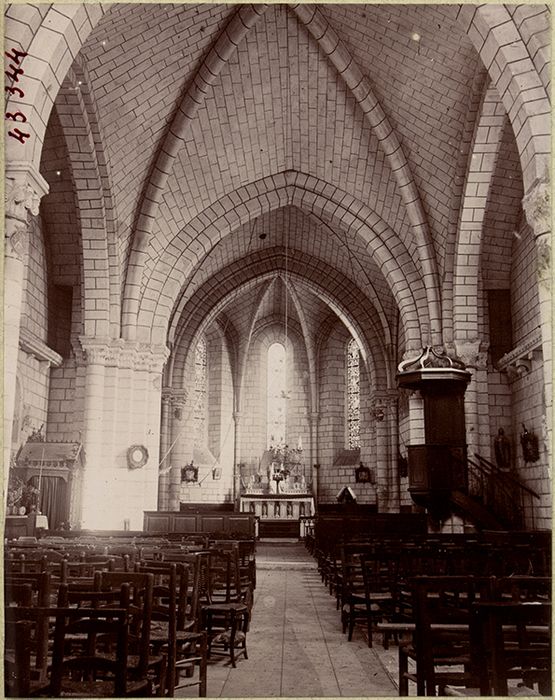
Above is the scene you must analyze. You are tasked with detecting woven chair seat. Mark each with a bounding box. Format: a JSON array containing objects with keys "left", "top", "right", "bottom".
[{"left": 212, "top": 629, "right": 246, "bottom": 646}]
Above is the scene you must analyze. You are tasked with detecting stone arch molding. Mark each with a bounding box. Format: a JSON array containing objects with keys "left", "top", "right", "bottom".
[
  {"left": 8, "top": 3, "right": 549, "bottom": 336},
  {"left": 169, "top": 268, "right": 387, "bottom": 395},
  {"left": 134, "top": 173, "right": 429, "bottom": 349},
  {"left": 5, "top": 4, "right": 107, "bottom": 168},
  {"left": 55, "top": 65, "right": 120, "bottom": 339},
  {"left": 456, "top": 5, "right": 550, "bottom": 194}
]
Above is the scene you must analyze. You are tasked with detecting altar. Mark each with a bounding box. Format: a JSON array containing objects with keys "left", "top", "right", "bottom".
[{"left": 239, "top": 446, "right": 314, "bottom": 537}]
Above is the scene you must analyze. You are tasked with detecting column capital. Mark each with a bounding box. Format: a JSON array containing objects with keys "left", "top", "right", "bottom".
[
  {"left": 79, "top": 336, "right": 111, "bottom": 365},
  {"left": 162, "top": 387, "right": 188, "bottom": 404},
  {"left": 5, "top": 163, "right": 49, "bottom": 221},
  {"left": 78, "top": 337, "right": 170, "bottom": 371},
  {"left": 451, "top": 340, "right": 487, "bottom": 370},
  {"left": 171, "top": 388, "right": 188, "bottom": 407},
  {"left": 522, "top": 175, "right": 550, "bottom": 237}
]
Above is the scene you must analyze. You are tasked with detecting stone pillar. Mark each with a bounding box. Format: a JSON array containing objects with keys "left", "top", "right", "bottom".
[
  {"left": 522, "top": 177, "right": 552, "bottom": 470},
  {"left": 522, "top": 177, "right": 552, "bottom": 525},
  {"left": 78, "top": 338, "right": 169, "bottom": 529},
  {"left": 372, "top": 395, "right": 389, "bottom": 512},
  {"left": 4, "top": 167, "right": 48, "bottom": 479},
  {"left": 385, "top": 393, "right": 400, "bottom": 512},
  {"left": 308, "top": 411, "right": 319, "bottom": 500},
  {"left": 168, "top": 389, "right": 188, "bottom": 511},
  {"left": 454, "top": 341, "right": 489, "bottom": 461},
  {"left": 79, "top": 338, "right": 108, "bottom": 529},
  {"left": 233, "top": 411, "right": 242, "bottom": 507},
  {"left": 158, "top": 388, "right": 172, "bottom": 509}
]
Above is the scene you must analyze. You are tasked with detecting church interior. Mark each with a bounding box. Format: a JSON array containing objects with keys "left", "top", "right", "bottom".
[{"left": 4, "top": 3, "right": 552, "bottom": 697}]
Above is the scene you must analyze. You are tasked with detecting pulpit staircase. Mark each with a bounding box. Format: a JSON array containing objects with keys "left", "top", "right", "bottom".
[{"left": 450, "top": 454, "right": 540, "bottom": 531}]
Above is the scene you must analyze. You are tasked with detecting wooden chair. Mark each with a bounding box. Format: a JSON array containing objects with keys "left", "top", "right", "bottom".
[
  {"left": 4, "top": 620, "right": 33, "bottom": 697},
  {"left": 398, "top": 576, "right": 488, "bottom": 696},
  {"left": 99, "top": 571, "right": 167, "bottom": 695},
  {"left": 339, "top": 547, "right": 373, "bottom": 644},
  {"left": 48, "top": 607, "right": 152, "bottom": 697},
  {"left": 56, "top": 576, "right": 127, "bottom": 608},
  {"left": 360, "top": 554, "right": 399, "bottom": 648},
  {"left": 5, "top": 555, "right": 48, "bottom": 575},
  {"left": 200, "top": 548, "right": 252, "bottom": 667},
  {"left": 492, "top": 576, "right": 551, "bottom": 603},
  {"left": 5, "top": 582, "right": 34, "bottom": 608},
  {"left": 470, "top": 601, "right": 551, "bottom": 696},
  {"left": 136, "top": 562, "right": 208, "bottom": 696},
  {"left": 4, "top": 572, "right": 52, "bottom": 680},
  {"left": 63, "top": 559, "right": 115, "bottom": 580}
]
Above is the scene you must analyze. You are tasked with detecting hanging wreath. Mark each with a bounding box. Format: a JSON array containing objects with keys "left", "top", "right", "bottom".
[{"left": 127, "top": 444, "right": 148, "bottom": 469}]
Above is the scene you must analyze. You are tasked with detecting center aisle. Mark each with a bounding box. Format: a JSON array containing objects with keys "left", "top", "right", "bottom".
[{"left": 178, "top": 542, "right": 398, "bottom": 697}]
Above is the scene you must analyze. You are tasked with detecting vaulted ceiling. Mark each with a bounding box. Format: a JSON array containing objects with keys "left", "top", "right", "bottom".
[{"left": 35, "top": 3, "right": 529, "bottom": 375}]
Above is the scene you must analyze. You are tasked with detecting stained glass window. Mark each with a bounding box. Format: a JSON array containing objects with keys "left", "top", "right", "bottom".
[
  {"left": 347, "top": 338, "right": 360, "bottom": 448},
  {"left": 267, "top": 342, "right": 286, "bottom": 448},
  {"left": 194, "top": 336, "right": 207, "bottom": 448}
]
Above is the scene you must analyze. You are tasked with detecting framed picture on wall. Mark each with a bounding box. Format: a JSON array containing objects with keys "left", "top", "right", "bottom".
[
  {"left": 355, "top": 463, "right": 372, "bottom": 483},
  {"left": 181, "top": 462, "right": 198, "bottom": 483}
]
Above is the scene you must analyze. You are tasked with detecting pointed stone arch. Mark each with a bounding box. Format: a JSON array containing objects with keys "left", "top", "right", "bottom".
[{"left": 134, "top": 172, "right": 428, "bottom": 351}]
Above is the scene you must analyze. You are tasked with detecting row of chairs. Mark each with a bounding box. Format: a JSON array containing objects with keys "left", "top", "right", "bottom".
[
  {"left": 398, "top": 575, "right": 551, "bottom": 696},
  {"left": 321, "top": 539, "right": 549, "bottom": 647},
  {"left": 307, "top": 534, "right": 551, "bottom": 696},
  {"left": 5, "top": 542, "right": 256, "bottom": 697}
]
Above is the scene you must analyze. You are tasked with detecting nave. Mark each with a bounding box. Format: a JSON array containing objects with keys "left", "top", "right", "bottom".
[{"left": 178, "top": 542, "right": 397, "bottom": 698}]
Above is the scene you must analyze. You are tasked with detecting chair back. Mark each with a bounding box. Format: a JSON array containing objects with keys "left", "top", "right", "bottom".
[
  {"left": 99, "top": 571, "right": 154, "bottom": 677},
  {"left": 471, "top": 600, "right": 551, "bottom": 695},
  {"left": 49, "top": 607, "right": 131, "bottom": 697}
]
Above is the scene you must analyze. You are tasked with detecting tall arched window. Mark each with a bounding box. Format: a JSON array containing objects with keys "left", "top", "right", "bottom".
[
  {"left": 347, "top": 338, "right": 360, "bottom": 449},
  {"left": 267, "top": 342, "right": 286, "bottom": 448},
  {"left": 193, "top": 336, "right": 207, "bottom": 448}
]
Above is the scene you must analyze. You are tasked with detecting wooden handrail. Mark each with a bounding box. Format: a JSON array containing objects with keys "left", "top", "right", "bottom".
[{"left": 474, "top": 453, "right": 540, "bottom": 499}]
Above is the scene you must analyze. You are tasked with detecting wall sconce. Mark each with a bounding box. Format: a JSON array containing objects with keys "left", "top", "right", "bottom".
[{"left": 212, "top": 467, "right": 222, "bottom": 480}]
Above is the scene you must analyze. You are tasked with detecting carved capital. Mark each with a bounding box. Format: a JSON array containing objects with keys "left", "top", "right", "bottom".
[
  {"left": 452, "top": 340, "right": 487, "bottom": 370},
  {"left": 171, "top": 389, "right": 188, "bottom": 408},
  {"left": 5, "top": 164, "right": 49, "bottom": 221},
  {"left": 78, "top": 337, "right": 169, "bottom": 372},
  {"left": 135, "top": 342, "right": 170, "bottom": 373},
  {"left": 5, "top": 224, "right": 29, "bottom": 260},
  {"left": 79, "top": 337, "right": 111, "bottom": 365},
  {"left": 522, "top": 176, "right": 550, "bottom": 236}
]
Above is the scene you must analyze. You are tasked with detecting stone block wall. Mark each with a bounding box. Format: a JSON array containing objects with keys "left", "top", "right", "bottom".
[
  {"left": 318, "top": 323, "right": 377, "bottom": 505},
  {"left": 14, "top": 216, "right": 52, "bottom": 448},
  {"left": 509, "top": 216, "right": 550, "bottom": 527}
]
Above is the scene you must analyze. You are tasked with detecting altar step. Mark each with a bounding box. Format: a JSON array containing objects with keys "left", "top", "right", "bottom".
[{"left": 258, "top": 519, "right": 300, "bottom": 538}]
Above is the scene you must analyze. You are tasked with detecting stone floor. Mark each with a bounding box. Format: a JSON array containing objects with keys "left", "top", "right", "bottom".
[{"left": 177, "top": 542, "right": 401, "bottom": 697}]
